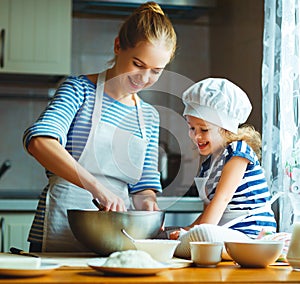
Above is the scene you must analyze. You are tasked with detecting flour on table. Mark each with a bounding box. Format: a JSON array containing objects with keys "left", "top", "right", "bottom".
[{"left": 103, "top": 250, "right": 162, "bottom": 268}]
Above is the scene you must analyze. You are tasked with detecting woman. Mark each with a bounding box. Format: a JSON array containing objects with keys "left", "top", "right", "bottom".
[
  {"left": 23, "top": 1, "right": 177, "bottom": 252},
  {"left": 169, "top": 78, "right": 277, "bottom": 258}
]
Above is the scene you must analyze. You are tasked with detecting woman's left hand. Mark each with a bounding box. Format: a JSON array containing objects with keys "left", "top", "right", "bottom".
[{"left": 132, "top": 189, "right": 160, "bottom": 210}]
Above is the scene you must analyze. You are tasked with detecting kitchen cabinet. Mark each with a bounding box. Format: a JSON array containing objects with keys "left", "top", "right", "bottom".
[
  {"left": 0, "top": 0, "right": 71, "bottom": 75},
  {"left": 0, "top": 212, "right": 34, "bottom": 253}
]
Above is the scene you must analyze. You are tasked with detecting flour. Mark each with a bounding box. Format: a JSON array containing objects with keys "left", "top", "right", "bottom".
[{"left": 103, "top": 250, "right": 162, "bottom": 268}]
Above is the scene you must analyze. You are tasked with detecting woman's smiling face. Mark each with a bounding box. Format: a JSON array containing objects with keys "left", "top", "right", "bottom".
[
  {"left": 186, "top": 115, "right": 225, "bottom": 156},
  {"left": 113, "top": 39, "right": 172, "bottom": 94}
]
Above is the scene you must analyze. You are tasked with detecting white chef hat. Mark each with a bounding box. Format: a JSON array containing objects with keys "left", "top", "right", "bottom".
[{"left": 182, "top": 78, "right": 252, "bottom": 134}]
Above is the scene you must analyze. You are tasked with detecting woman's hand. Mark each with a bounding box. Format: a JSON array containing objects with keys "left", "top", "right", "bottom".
[
  {"left": 92, "top": 187, "right": 127, "bottom": 212},
  {"left": 132, "top": 189, "right": 160, "bottom": 210}
]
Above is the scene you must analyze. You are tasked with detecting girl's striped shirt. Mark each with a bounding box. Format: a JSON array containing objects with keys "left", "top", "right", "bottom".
[{"left": 200, "top": 140, "right": 277, "bottom": 238}]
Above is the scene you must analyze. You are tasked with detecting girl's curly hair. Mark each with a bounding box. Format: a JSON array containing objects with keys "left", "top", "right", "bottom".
[{"left": 220, "top": 124, "right": 262, "bottom": 161}]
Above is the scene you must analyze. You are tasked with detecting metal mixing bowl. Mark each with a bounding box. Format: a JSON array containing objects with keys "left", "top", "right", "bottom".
[{"left": 67, "top": 209, "right": 165, "bottom": 256}]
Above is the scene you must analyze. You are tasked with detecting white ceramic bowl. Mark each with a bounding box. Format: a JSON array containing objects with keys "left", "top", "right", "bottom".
[
  {"left": 224, "top": 241, "right": 284, "bottom": 268},
  {"left": 190, "top": 242, "right": 223, "bottom": 267},
  {"left": 133, "top": 239, "right": 181, "bottom": 263}
]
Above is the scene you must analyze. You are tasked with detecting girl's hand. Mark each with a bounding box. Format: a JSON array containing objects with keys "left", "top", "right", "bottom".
[
  {"left": 169, "top": 230, "right": 180, "bottom": 240},
  {"left": 169, "top": 226, "right": 191, "bottom": 240}
]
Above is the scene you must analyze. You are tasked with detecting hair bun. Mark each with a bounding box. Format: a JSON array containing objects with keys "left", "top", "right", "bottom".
[
  {"left": 138, "top": 1, "right": 165, "bottom": 16},
  {"left": 118, "top": 1, "right": 176, "bottom": 59}
]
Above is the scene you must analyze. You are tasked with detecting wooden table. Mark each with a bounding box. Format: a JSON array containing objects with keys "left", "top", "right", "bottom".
[{"left": 0, "top": 262, "right": 300, "bottom": 284}]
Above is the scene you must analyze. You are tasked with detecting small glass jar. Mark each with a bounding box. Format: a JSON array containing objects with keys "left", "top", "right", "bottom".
[
  {"left": 287, "top": 222, "right": 300, "bottom": 271},
  {"left": 288, "top": 184, "right": 300, "bottom": 224}
]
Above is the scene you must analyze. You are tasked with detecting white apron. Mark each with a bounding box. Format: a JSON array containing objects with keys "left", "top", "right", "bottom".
[
  {"left": 42, "top": 71, "right": 148, "bottom": 252},
  {"left": 194, "top": 177, "right": 280, "bottom": 228}
]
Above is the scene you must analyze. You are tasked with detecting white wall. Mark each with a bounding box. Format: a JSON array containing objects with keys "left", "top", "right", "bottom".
[{"left": 0, "top": 97, "right": 48, "bottom": 196}]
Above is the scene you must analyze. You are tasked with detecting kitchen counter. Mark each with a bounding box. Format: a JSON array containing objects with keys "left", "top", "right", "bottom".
[
  {"left": 0, "top": 197, "right": 203, "bottom": 212},
  {"left": 0, "top": 199, "right": 38, "bottom": 212},
  {"left": 0, "top": 197, "right": 203, "bottom": 227},
  {"left": 0, "top": 261, "right": 299, "bottom": 283}
]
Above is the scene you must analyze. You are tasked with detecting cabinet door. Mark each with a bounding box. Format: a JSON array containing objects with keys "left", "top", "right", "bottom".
[
  {"left": 0, "top": 213, "right": 35, "bottom": 252},
  {"left": 0, "top": 0, "right": 71, "bottom": 75}
]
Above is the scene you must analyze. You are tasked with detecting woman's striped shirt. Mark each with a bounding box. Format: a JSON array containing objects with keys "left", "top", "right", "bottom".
[
  {"left": 23, "top": 75, "right": 162, "bottom": 244},
  {"left": 200, "top": 140, "right": 277, "bottom": 238}
]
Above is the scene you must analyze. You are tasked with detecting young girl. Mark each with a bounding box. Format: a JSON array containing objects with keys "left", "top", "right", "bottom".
[
  {"left": 23, "top": 1, "right": 177, "bottom": 252},
  {"left": 170, "top": 78, "right": 277, "bottom": 259}
]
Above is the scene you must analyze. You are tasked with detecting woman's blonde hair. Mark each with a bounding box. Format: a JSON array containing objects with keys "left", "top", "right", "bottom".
[
  {"left": 220, "top": 124, "right": 262, "bottom": 160},
  {"left": 118, "top": 1, "right": 177, "bottom": 60}
]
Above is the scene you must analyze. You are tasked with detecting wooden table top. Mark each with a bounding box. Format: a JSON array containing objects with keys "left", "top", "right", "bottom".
[{"left": 0, "top": 261, "right": 299, "bottom": 284}]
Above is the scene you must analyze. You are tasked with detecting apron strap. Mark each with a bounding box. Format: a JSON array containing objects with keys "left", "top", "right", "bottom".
[
  {"left": 133, "top": 93, "right": 147, "bottom": 140},
  {"left": 221, "top": 192, "right": 282, "bottom": 228},
  {"left": 222, "top": 213, "right": 250, "bottom": 229}
]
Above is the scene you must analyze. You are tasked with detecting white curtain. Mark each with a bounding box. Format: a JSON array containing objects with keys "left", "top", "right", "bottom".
[{"left": 262, "top": 0, "right": 300, "bottom": 232}]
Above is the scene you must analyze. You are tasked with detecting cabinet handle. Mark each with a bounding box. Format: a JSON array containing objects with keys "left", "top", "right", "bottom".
[
  {"left": 0, "top": 29, "right": 5, "bottom": 68},
  {"left": 0, "top": 217, "right": 4, "bottom": 253}
]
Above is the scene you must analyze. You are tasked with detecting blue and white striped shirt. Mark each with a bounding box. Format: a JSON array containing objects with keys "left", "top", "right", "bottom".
[
  {"left": 201, "top": 140, "right": 277, "bottom": 238},
  {"left": 23, "top": 75, "right": 162, "bottom": 243}
]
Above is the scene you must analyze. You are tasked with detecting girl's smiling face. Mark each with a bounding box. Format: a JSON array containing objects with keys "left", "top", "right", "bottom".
[{"left": 186, "top": 115, "right": 225, "bottom": 156}]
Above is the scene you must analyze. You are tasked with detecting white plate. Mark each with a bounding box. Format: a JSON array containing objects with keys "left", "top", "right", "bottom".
[
  {"left": 0, "top": 262, "right": 60, "bottom": 277},
  {"left": 88, "top": 259, "right": 170, "bottom": 276},
  {"left": 269, "top": 262, "right": 289, "bottom": 266}
]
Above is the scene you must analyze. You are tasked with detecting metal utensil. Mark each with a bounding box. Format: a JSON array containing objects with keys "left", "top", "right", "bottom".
[
  {"left": 121, "top": 228, "right": 136, "bottom": 243},
  {"left": 10, "top": 247, "right": 39, "bottom": 258},
  {"left": 0, "top": 160, "right": 11, "bottom": 179},
  {"left": 92, "top": 198, "right": 106, "bottom": 211}
]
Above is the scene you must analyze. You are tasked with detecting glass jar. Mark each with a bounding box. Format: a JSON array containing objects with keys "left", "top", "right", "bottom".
[
  {"left": 288, "top": 190, "right": 300, "bottom": 224},
  {"left": 287, "top": 222, "right": 300, "bottom": 271}
]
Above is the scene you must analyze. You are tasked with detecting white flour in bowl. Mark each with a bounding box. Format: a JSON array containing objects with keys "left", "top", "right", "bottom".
[{"left": 103, "top": 250, "right": 162, "bottom": 268}]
